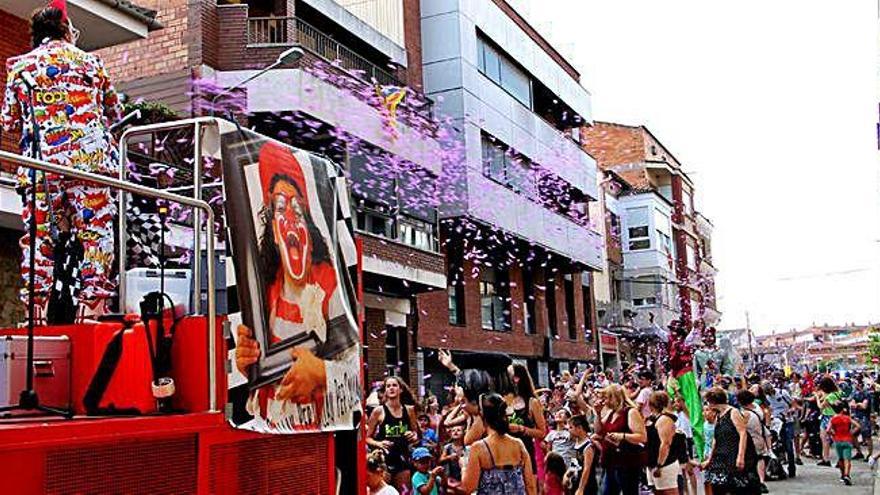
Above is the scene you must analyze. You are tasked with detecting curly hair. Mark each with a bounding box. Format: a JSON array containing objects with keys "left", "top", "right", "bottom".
[
  {"left": 258, "top": 173, "right": 331, "bottom": 286},
  {"left": 30, "top": 7, "right": 68, "bottom": 48}
]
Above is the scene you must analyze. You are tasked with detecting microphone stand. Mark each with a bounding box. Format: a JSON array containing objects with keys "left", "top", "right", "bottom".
[{"left": 0, "top": 75, "right": 71, "bottom": 418}]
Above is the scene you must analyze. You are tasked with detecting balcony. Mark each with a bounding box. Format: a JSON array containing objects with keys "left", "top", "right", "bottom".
[
  {"left": 247, "top": 16, "right": 400, "bottom": 87},
  {"left": 597, "top": 300, "right": 636, "bottom": 331},
  {"left": 0, "top": 0, "right": 161, "bottom": 50}
]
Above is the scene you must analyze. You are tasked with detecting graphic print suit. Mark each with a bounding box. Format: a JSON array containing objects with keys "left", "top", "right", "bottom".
[{"left": 1, "top": 39, "right": 122, "bottom": 309}]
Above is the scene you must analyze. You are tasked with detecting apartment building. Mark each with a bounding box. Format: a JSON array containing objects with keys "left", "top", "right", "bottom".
[
  {"left": 583, "top": 122, "right": 720, "bottom": 334},
  {"left": 0, "top": 0, "right": 161, "bottom": 326},
  {"left": 590, "top": 170, "right": 635, "bottom": 369},
  {"left": 87, "top": 0, "right": 447, "bottom": 391},
  {"left": 696, "top": 211, "right": 720, "bottom": 326},
  {"left": 418, "top": 0, "right": 604, "bottom": 390}
]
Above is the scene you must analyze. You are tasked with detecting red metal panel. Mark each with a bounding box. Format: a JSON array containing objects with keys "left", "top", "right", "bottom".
[
  {"left": 171, "top": 316, "right": 228, "bottom": 413},
  {"left": 208, "top": 432, "right": 331, "bottom": 494},
  {"left": 45, "top": 435, "right": 198, "bottom": 494}
]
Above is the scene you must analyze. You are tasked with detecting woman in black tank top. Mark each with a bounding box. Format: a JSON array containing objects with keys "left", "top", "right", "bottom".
[
  {"left": 366, "top": 377, "right": 419, "bottom": 491},
  {"left": 507, "top": 364, "right": 547, "bottom": 472}
]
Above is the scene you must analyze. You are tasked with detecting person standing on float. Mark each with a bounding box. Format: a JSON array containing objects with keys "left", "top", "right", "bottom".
[{"left": 1, "top": 0, "right": 122, "bottom": 319}]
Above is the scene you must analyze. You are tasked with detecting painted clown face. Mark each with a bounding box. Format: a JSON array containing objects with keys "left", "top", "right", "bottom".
[{"left": 271, "top": 179, "right": 310, "bottom": 284}]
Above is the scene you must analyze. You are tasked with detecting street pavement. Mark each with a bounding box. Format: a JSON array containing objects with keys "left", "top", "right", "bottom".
[{"left": 763, "top": 457, "right": 874, "bottom": 495}]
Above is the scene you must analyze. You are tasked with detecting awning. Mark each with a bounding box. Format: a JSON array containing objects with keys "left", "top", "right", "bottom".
[{"left": 0, "top": 0, "right": 162, "bottom": 51}]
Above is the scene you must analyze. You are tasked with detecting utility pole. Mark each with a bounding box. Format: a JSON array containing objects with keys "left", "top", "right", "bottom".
[{"left": 746, "top": 311, "right": 754, "bottom": 369}]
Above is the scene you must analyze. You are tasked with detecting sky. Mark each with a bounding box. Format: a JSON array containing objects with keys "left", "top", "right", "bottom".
[{"left": 519, "top": 1, "right": 880, "bottom": 334}]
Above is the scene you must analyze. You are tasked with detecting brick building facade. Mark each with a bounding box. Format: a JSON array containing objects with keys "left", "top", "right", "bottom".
[
  {"left": 419, "top": 0, "right": 604, "bottom": 392},
  {"left": 583, "top": 122, "right": 720, "bottom": 335}
]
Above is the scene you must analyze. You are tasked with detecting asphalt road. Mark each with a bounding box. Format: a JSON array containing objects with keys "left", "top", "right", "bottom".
[{"left": 762, "top": 456, "right": 873, "bottom": 495}]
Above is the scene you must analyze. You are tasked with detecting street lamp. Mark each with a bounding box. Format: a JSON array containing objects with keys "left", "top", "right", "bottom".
[{"left": 209, "top": 46, "right": 305, "bottom": 116}]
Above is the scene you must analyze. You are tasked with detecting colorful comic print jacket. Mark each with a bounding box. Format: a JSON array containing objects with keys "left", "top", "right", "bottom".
[{"left": 1, "top": 40, "right": 122, "bottom": 187}]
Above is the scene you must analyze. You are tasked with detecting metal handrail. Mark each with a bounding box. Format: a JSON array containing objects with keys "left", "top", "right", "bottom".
[
  {"left": 0, "top": 149, "right": 219, "bottom": 413},
  {"left": 246, "top": 16, "right": 401, "bottom": 87},
  {"left": 118, "top": 117, "right": 219, "bottom": 315}
]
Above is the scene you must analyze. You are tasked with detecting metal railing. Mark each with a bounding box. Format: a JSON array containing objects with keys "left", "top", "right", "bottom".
[
  {"left": 247, "top": 16, "right": 401, "bottom": 87},
  {"left": 0, "top": 148, "right": 219, "bottom": 412},
  {"left": 118, "top": 117, "right": 222, "bottom": 412}
]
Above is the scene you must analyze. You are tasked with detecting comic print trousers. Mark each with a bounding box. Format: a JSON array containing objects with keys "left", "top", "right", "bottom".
[{"left": 19, "top": 177, "right": 116, "bottom": 309}]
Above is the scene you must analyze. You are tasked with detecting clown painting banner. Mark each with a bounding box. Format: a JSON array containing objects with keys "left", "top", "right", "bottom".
[{"left": 221, "top": 127, "right": 361, "bottom": 433}]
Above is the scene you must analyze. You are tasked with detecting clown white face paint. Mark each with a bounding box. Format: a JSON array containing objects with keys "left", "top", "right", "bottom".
[{"left": 271, "top": 181, "right": 310, "bottom": 283}]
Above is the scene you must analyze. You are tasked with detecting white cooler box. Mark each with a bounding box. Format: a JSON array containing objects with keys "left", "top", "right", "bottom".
[
  {"left": 124, "top": 267, "right": 192, "bottom": 314},
  {"left": 0, "top": 335, "right": 71, "bottom": 412}
]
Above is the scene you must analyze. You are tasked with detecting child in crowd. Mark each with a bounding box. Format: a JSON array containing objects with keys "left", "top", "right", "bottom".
[
  {"left": 439, "top": 425, "right": 465, "bottom": 493},
  {"left": 417, "top": 413, "right": 439, "bottom": 451},
  {"left": 566, "top": 414, "right": 598, "bottom": 495},
  {"left": 544, "top": 408, "right": 576, "bottom": 465},
  {"left": 827, "top": 403, "right": 860, "bottom": 486},
  {"left": 411, "top": 447, "right": 444, "bottom": 495},
  {"left": 367, "top": 450, "right": 399, "bottom": 495},
  {"left": 543, "top": 451, "right": 567, "bottom": 495}
]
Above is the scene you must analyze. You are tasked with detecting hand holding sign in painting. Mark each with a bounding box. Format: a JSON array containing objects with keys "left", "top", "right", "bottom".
[{"left": 235, "top": 325, "right": 327, "bottom": 403}]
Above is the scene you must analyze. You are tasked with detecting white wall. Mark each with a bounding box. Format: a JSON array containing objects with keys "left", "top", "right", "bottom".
[
  {"left": 302, "top": 0, "right": 408, "bottom": 65},
  {"left": 216, "top": 68, "right": 443, "bottom": 175},
  {"left": 619, "top": 193, "right": 674, "bottom": 273}
]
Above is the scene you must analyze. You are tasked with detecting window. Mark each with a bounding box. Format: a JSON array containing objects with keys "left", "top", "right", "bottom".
[
  {"left": 398, "top": 216, "right": 435, "bottom": 251},
  {"left": 385, "top": 325, "right": 408, "bottom": 380},
  {"left": 481, "top": 135, "right": 536, "bottom": 197},
  {"left": 537, "top": 171, "right": 590, "bottom": 225},
  {"left": 608, "top": 212, "right": 621, "bottom": 246},
  {"left": 564, "top": 275, "right": 576, "bottom": 340},
  {"left": 355, "top": 200, "right": 394, "bottom": 238},
  {"left": 626, "top": 207, "right": 650, "bottom": 250},
  {"left": 633, "top": 297, "right": 658, "bottom": 307},
  {"left": 654, "top": 208, "right": 671, "bottom": 256},
  {"left": 522, "top": 267, "right": 536, "bottom": 334},
  {"left": 546, "top": 274, "right": 558, "bottom": 336},
  {"left": 682, "top": 188, "right": 693, "bottom": 216},
  {"left": 477, "top": 34, "right": 533, "bottom": 108},
  {"left": 447, "top": 244, "right": 466, "bottom": 326},
  {"left": 582, "top": 275, "right": 593, "bottom": 341},
  {"left": 632, "top": 276, "right": 659, "bottom": 307},
  {"left": 480, "top": 267, "right": 510, "bottom": 331},
  {"left": 686, "top": 244, "right": 697, "bottom": 270},
  {"left": 350, "top": 150, "right": 439, "bottom": 251}
]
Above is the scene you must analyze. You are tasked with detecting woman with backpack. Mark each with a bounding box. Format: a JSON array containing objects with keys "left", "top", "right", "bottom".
[
  {"left": 737, "top": 390, "right": 771, "bottom": 493},
  {"left": 645, "top": 391, "right": 684, "bottom": 495}
]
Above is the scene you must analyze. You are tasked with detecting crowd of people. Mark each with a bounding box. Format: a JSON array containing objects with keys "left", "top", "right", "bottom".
[{"left": 365, "top": 350, "right": 880, "bottom": 495}]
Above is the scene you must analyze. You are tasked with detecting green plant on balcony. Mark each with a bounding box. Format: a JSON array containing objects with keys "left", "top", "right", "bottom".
[{"left": 123, "top": 100, "right": 179, "bottom": 125}]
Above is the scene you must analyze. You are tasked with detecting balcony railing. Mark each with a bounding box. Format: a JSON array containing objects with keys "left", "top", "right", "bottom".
[{"left": 247, "top": 16, "right": 401, "bottom": 87}]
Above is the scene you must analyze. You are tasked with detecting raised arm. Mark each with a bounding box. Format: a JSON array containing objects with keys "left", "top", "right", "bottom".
[{"left": 464, "top": 414, "right": 486, "bottom": 446}]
